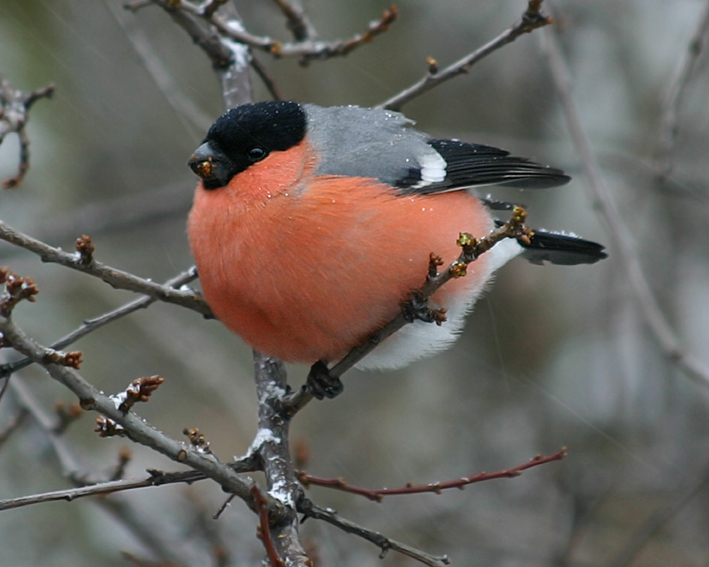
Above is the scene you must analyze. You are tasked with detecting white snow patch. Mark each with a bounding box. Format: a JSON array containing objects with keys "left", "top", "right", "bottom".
[
  {"left": 246, "top": 428, "right": 281, "bottom": 456},
  {"left": 269, "top": 478, "right": 294, "bottom": 507},
  {"left": 109, "top": 391, "right": 128, "bottom": 410}
]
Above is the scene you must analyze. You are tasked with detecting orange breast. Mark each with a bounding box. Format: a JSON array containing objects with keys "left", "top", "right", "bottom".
[{"left": 188, "top": 149, "right": 493, "bottom": 364}]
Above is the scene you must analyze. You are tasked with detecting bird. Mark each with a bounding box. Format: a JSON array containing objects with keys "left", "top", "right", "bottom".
[{"left": 187, "top": 101, "right": 606, "bottom": 395}]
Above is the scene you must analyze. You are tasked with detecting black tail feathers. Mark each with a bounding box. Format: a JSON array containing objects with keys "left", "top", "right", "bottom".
[
  {"left": 521, "top": 228, "right": 607, "bottom": 265},
  {"left": 493, "top": 219, "right": 607, "bottom": 265}
]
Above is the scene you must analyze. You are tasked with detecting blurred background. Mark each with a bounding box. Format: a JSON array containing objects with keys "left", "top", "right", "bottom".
[{"left": 1, "top": 0, "right": 709, "bottom": 566}]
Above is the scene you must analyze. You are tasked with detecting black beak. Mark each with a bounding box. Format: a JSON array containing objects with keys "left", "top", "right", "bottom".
[{"left": 188, "top": 141, "right": 230, "bottom": 189}]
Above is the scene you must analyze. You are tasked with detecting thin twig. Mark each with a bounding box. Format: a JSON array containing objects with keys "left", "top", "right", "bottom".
[
  {"left": 0, "top": 455, "right": 259, "bottom": 512},
  {"left": 0, "top": 221, "right": 211, "bottom": 316},
  {"left": 252, "top": 485, "right": 285, "bottom": 567},
  {"left": 298, "top": 449, "right": 567, "bottom": 502},
  {"left": 147, "top": 0, "right": 397, "bottom": 62},
  {"left": 0, "top": 476, "right": 161, "bottom": 512},
  {"left": 250, "top": 56, "right": 283, "bottom": 100},
  {"left": 298, "top": 498, "right": 450, "bottom": 567},
  {"left": 379, "top": 0, "right": 552, "bottom": 111},
  {"left": 540, "top": 27, "right": 709, "bottom": 388}
]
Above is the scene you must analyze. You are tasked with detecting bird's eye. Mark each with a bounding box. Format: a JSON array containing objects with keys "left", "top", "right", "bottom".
[{"left": 247, "top": 147, "right": 268, "bottom": 162}]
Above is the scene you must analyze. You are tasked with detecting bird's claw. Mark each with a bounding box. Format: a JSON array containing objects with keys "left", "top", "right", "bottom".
[{"left": 305, "top": 361, "right": 343, "bottom": 400}]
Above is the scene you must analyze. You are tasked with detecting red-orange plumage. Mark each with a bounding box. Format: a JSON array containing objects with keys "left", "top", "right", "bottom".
[{"left": 188, "top": 141, "right": 493, "bottom": 364}]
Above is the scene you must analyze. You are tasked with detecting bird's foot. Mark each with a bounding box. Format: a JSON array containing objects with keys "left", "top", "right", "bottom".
[
  {"left": 305, "top": 361, "right": 343, "bottom": 400},
  {"left": 402, "top": 293, "right": 447, "bottom": 325}
]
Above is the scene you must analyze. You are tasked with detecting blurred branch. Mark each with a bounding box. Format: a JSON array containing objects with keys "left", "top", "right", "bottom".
[
  {"left": 0, "top": 407, "right": 27, "bottom": 447},
  {"left": 0, "top": 222, "right": 211, "bottom": 316},
  {"left": 107, "top": 0, "right": 214, "bottom": 133},
  {"left": 298, "top": 498, "right": 450, "bottom": 567},
  {"left": 9, "top": 378, "right": 85, "bottom": 479},
  {"left": 380, "top": 0, "right": 551, "bottom": 111},
  {"left": 0, "top": 75, "right": 54, "bottom": 189},
  {"left": 272, "top": 0, "right": 318, "bottom": 42},
  {"left": 541, "top": 27, "right": 709, "bottom": 389},
  {"left": 655, "top": 0, "right": 709, "bottom": 179},
  {"left": 0, "top": 266, "right": 198, "bottom": 379},
  {"left": 282, "top": 206, "right": 532, "bottom": 413},
  {"left": 298, "top": 448, "right": 567, "bottom": 501}
]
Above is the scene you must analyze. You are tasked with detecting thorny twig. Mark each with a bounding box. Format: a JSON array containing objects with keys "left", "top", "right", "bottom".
[
  {"left": 298, "top": 449, "right": 567, "bottom": 502},
  {"left": 380, "top": 0, "right": 552, "bottom": 111}
]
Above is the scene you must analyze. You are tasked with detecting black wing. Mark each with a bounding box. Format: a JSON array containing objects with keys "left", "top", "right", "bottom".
[{"left": 395, "top": 139, "right": 571, "bottom": 195}]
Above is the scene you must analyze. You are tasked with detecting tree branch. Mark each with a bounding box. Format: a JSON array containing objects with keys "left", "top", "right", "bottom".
[
  {"left": 140, "top": 0, "right": 397, "bottom": 63},
  {"left": 0, "top": 454, "right": 259, "bottom": 512},
  {"left": 0, "top": 222, "right": 211, "bottom": 317},
  {"left": 252, "top": 351, "right": 310, "bottom": 565},
  {"left": 298, "top": 449, "right": 567, "bottom": 501},
  {"left": 0, "top": 309, "right": 291, "bottom": 520},
  {"left": 379, "top": 0, "right": 552, "bottom": 111},
  {"left": 298, "top": 498, "right": 450, "bottom": 567}
]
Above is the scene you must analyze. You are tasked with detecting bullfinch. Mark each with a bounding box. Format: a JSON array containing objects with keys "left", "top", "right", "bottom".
[{"left": 187, "top": 101, "right": 605, "bottom": 375}]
